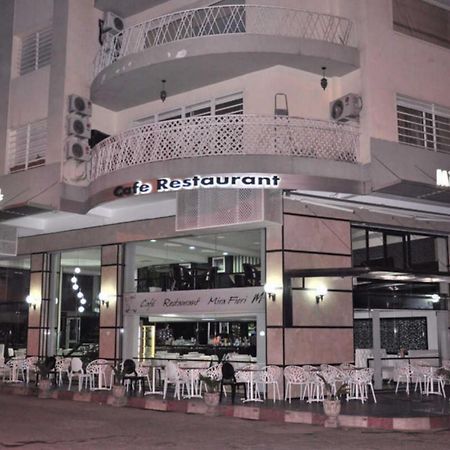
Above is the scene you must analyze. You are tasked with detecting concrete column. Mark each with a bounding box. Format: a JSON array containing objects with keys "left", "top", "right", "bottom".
[
  {"left": 437, "top": 310, "right": 449, "bottom": 362},
  {"left": 26, "top": 253, "right": 52, "bottom": 358},
  {"left": 372, "top": 310, "right": 382, "bottom": 390},
  {"left": 46, "top": 252, "right": 60, "bottom": 356},
  {"left": 123, "top": 243, "right": 139, "bottom": 359},
  {"left": 256, "top": 312, "right": 266, "bottom": 366},
  {"left": 99, "top": 244, "right": 124, "bottom": 363}
]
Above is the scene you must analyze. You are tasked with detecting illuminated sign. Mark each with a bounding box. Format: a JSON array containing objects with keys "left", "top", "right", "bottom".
[{"left": 113, "top": 174, "right": 281, "bottom": 197}]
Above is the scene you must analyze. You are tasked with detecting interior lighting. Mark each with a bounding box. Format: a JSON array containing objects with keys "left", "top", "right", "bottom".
[
  {"left": 80, "top": 298, "right": 87, "bottom": 305},
  {"left": 72, "top": 284, "right": 79, "bottom": 290},
  {"left": 77, "top": 292, "right": 84, "bottom": 299},
  {"left": 264, "top": 284, "right": 282, "bottom": 302},
  {"left": 70, "top": 276, "right": 78, "bottom": 283},
  {"left": 189, "top": 246, "right": 196, "bottom": 250},
  {"left": 74, "top": 267, "right": 81, "bottom": 274},
  {"left": 431, "top": 294, "right": 441, "bottom": 303},
  {"left": 78, "top": 306, "right": 85, "bottom": 313}
]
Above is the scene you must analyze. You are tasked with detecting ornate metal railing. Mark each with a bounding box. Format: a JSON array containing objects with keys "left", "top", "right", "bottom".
[
  {"left": 89, "top": 115, "right": 359, "bottom": 181},
  {"left": 94, "top": 4, "right": 354, "bottom": 77}
]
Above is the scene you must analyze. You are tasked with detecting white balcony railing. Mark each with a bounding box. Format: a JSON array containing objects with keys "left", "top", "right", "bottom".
[
  {"left": 94, "top": 4, "right": 354, "bottom": 77},
  {"left": 89, "top": 115, "right": 359, "bottom": 181}
]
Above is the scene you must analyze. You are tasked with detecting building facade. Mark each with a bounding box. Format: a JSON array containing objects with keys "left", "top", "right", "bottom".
[{"left": 0, "top": 0, "right": 450, "bottom": 389}]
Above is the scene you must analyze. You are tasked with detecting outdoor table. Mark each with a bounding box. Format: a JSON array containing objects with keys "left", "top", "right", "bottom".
[
  {"left": 144, "top": 365, "right": 164, "bottom": 395},
  {"left": 238, "top": 368, "right": 264, "bottom": 403}
]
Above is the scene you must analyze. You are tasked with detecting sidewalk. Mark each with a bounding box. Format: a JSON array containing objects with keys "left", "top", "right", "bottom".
[{"left": 1, "top": 382, "right": 449, "bottom": 432}]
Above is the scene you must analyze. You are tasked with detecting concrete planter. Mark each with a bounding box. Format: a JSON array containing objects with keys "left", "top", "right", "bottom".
[
  {"left": 204, "top": 392, "right": 220, "bottom": 416},
  {"left": 323, "top": 399, "right": 341, "bottom": 428},
  {"left": 111, "top": 384, "right": 127, "bottom": 407},
  {"left": 38, "top": 379, "right": 53, "bottom": 399}
]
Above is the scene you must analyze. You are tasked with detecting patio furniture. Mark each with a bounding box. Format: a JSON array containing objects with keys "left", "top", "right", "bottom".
[
  {"left": 68, "top": 357, "right": 90, "bottom": 391},
  {"left": 219, "top": 362, "right": 247, "bottom": 404},
  {"left": 21, "top": 357, "right": 38, "bottom": 383},
  {"left": 163, "top": 361, "right": 187, "bottom": 400},
  {"left": 258, "top": 365, "right": 282, "bottom": 402},
  {"left": 55, "top": 357, "right": 71, "bottom": 386},
  {"left": 284, "top": 365, "right": 310, "bottom": 403},
  {"left": 394, "top": 364, "right": 412, "bottom": 394}
]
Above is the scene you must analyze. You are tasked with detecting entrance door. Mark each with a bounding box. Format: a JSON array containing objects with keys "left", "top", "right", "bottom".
[{"left": 65, "top": 317, "right": 80, "bottom": 348}]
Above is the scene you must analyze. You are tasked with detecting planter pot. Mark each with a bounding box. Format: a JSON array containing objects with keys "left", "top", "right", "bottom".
[
  {"left": 323, "top": 399, "right": 341, "bottom": 428},
  {"left": 204, "top": 392, "right": 220, "bottom": 416},
  {"left": 111, "top": 384, "right": 127, "bottom": 407},
  {"left": 38, "top": 379, "right": 52, "bottom": 399}
]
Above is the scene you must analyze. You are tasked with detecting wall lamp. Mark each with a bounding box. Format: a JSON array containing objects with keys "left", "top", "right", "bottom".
[
  {"left": 98, "top": 292, "right": 110, "bottom": 309},
  {"left": 264, "top": 284, "right": 282, "bottom": 302},
  {"left": 315, "top": 286, "right": 328, "bottom": 304},
  {"left": 25, "top": 295, "right": 38, "bottom": 310}
]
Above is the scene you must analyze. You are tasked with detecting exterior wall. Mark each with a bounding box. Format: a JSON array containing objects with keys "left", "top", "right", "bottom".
[
  {"left": 358, "top": 0, "right": 450, "bottom": 163},
  {"left": 99, "top": 244, "right": 124, "bottom": 361},
  {"left": 0, "top": 0, "right": 14, "bottom": 175},
  {"left": 26, "top": 253, "right": 52, "bottom": 358}
]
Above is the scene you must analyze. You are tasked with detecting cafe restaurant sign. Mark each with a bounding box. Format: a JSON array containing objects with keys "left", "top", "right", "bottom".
[
  {"left": 114, "top": 174, "right": 281, "bottom": 197},
  {"left": 124, "top": 287, "right": 265, "bottom": 316}
]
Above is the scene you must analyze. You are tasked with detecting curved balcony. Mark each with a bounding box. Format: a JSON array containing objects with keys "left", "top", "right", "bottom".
[
  {"left": 92, "top": 5, "right": 358, "bottom": 110},
  {"left": 89, "top": 115, "right": 359, "bottom": 181}
]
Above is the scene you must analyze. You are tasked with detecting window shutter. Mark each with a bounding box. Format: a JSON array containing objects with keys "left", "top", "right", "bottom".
[{"left": 19, "top": 26, "right": 53, "bottom": 76}]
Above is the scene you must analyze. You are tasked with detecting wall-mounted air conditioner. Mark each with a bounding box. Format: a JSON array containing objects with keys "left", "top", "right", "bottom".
[
  {"left": 68, "top": 94, "right": 92, "bottom": 116},
  {"left": 103, "top": 11, "right": 124, "bottom": 35},
  {"left": 66, "top": 137, "right": 90, "bottom": 161},
  {"left": 330, "top": 93, "right": 362, "bottom": 122},
  {"left": 67, "top": 113, "right": 91, "bottom": 139}
]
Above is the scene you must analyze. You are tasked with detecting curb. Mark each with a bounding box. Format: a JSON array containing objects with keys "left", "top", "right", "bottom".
[{"left": 1, "top": 384, "right": 449, "bottom": 431}]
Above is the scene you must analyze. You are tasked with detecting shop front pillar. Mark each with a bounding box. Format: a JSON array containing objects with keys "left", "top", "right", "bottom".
[
  {"left": 123, "top": 243, "right": 139, "bottom": 360},
  {"left": 99, "top": 244, "right": 124, "bottom": 362},
  {"left": 26, "top": 253, "right": 52, "bottom": 358}
]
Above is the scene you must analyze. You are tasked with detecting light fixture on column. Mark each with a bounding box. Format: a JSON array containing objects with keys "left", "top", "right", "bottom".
[
  {"left": 315, "top": 286, "right": 328, "bottom": 304},
  {"left": 25, "top": 295, "right": 37, "bottom": 310},
  {"left": 98, "top": 292, "right": 110, "bottom": 308},
  {"left": 264, "top": 283, "right": 282, "bottom": 302},
  {"left": 160, "top": 79, "right": 167, "bottom": 102},
  {"left": 320, "top": 66, "right": 328, "bottom": 91}
]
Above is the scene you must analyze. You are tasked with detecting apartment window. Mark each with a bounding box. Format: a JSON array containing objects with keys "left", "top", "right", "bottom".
[
  {"left": 7, "top": 119, "right": 47, "bottom": 173},
  {"left": 18, "top": 27, "right": 52, "bottom": 76},
  {"left": 397, "top": 96, "right": 450, "bottom": 153},
  {"left": 393, "top": 0, "right": 450, "bottom": 49},
  {"left": 131, "top": 93, "right": 243, "bottom": 127}
]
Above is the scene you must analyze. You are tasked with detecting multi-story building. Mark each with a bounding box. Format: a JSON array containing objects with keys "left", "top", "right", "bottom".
[{"left": 0, "top": 0, "right": 449, "bottom": 389}]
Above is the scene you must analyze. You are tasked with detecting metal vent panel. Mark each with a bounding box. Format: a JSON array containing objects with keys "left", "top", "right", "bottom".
[
  {"left": 0, "top": 225, "right": 17, "bottom": 256},
  {"left": 176, "top": 188, "right": 264, "bottom": 231}
]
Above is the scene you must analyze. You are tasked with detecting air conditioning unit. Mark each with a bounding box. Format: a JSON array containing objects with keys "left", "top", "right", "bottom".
[
  {"left": 330, "top": 93, "right": 362, "bottom": 122},
  {"left": 68, "top": 94, "right": 92, "bottom": 116},
  {"left": 66, "top": 137, "right": 90, "bottom": 161},
  {"left": 67, "top": 113, "right": 91, "bottom": 139},
  {"left": 103, "top": 11, "right": 124, "bottom": 35}
]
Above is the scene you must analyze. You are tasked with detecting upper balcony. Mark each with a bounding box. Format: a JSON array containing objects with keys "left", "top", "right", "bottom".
[
  {"left": 89, "top": 114, "right": 359, "bottom": 185},
  {"left": 91, "top": 4, "right": 359, "bottom": 110}
]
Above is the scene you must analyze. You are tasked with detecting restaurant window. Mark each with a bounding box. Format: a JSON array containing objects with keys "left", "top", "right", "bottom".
[
  {"left": 57, "top": 248, "right": 101, "bottom": 358},
  {"left": 397, "top": 96, "right": 450, "bottom": 153},
  {"left": 392, "top": 0, "right": 450, "bottom": 49},
  {"left": 0, "top": 256, "right": 30, "bottom": 356},
  {"left": 134, "top": 229, "right": 263, "bottom": 292},
  {"left": 352, "top": 226, "right": 448, "bottom": 273}
]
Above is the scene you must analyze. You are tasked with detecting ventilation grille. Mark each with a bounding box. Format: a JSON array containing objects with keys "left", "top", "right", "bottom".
[
  {"left": 0, "top": 225, "right": 17, "bottom": 256},
  {"left": 176, "top": 188, "right": 281, "bottom": 231}
]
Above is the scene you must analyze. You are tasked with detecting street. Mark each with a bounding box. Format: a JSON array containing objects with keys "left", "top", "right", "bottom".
[{"left": 0, "top": 395, "right": 449, "bottom": 449}]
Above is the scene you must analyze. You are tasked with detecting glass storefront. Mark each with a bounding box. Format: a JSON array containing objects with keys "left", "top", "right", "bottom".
[
  {"left": 56, "top": 248, "right": 101, "bottom": 358},
  {"left": 0, "top": 256, "right": 30, "bottom": 357}
]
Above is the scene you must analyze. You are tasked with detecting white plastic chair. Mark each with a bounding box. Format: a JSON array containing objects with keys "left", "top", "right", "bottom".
[
  {"left": 258, "top": 366, "right": 282, "bottom": 402},
  {"left": 163, "top": 361, "right": 184, "bottom": 400},
  {"left": 55, "top": 358, "right": 71, "bottom": 386},
  {"left": 394, "top": 364, "right": 412, "bottom": 394},
  {"left": 68, "top": 357, "right": 90, "bottom": 391},
  {"left": 284, "top": 366, "right": 310, "bottom": 403},
  {"left": 21, "top": 357, "right": 38, "bottom": 383}
]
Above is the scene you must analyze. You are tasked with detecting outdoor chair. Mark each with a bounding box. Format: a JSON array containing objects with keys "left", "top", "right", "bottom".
[{"left": 219, "top": 362, "right": 247, "bottom": 404}]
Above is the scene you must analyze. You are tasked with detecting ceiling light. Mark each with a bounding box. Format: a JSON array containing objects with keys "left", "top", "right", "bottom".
[
  {"left": 72, "top": 284, "right": 79, "bottom": 290},
  {"left": 70, "top": 276, "right": 78, "bottom": 283},
  {"left": 77, "top": 292, "right": 84, "bottom": 299},
  {"left": 150, "top": 239, "right": 156, "bottom": 243},
  {"left": 74, "top": 267, "right": 81, "bottom": 274},
  {"left": 78, "top": 306, "right": 85, "bottom": 313},
  {"left": 80, "top": 298, "right": 87, "bottom": 305},
  {"left": 189, "top": 246, "right": 196, "bottom": 250},
  {"left": 222, "top": 252, "right": 228, "bottom": 256}
]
